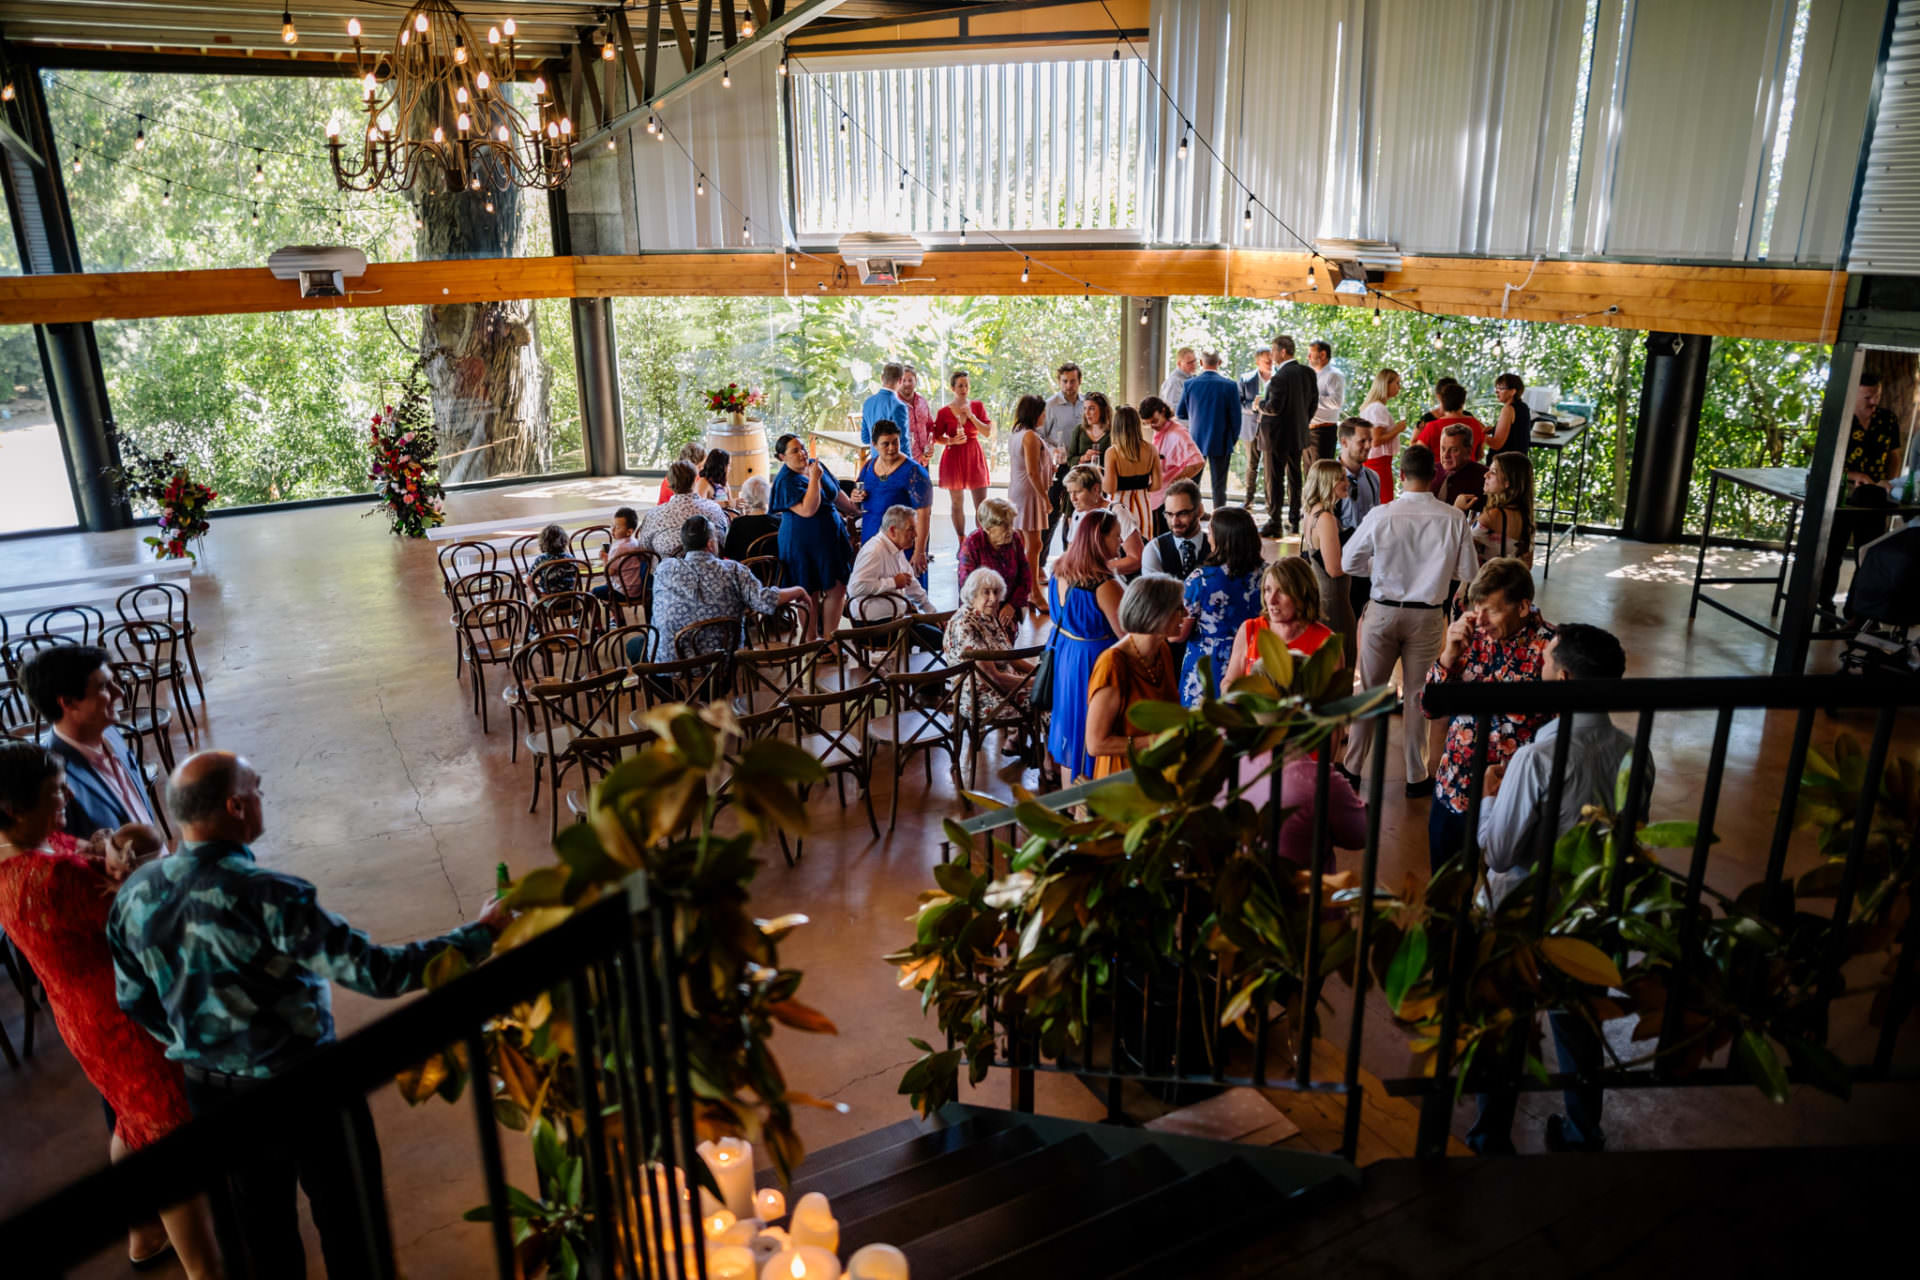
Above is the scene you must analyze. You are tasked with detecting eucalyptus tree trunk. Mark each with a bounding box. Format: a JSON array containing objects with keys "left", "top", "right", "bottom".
[{"left": 414, "top": 173, "right": 550, "bottom": 484}]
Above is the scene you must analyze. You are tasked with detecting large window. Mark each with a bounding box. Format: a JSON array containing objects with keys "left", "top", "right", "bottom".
[
  {"left": 610, "top": 294, "right": 1122, "bottom": 475},
  {"left": 0, "top": 324, "right": 79, "bottom": 534},
  {"left": 790, "top": 57, "right": 1149, "bottom": 237}
]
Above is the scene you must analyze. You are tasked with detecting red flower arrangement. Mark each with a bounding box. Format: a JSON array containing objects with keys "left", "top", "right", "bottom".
[
  {"left": 366, "top": 362, "right": 446, "bottom": 538},
  {"left": 705, "top": 383, "right": 765, "bottom": 416},
  {"left": 103, "top": 439, "right": 215, "bottom": 562}
]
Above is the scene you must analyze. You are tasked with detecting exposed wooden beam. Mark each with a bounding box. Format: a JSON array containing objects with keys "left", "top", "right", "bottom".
[
  {"left": 0, "top": 250, "right": 1848, "bottom": 343},
  {"left": 720, "top": 0, "right": 738, "bottom": 53},
  {"left": 570, "top": 35, "right": 604, "bottom": 127},
  {"left": 644, "top": 0, "right": 663, "bottom": 109},
  {"left": 664, "top": 0, "right": 697, "bottom": 74},
  {"left": 610, "top": 6, "right": 649, "bottom": 110},
  {"left": 749, "top": 0, "right": 772, "bottom": 28},
  {"left": 693, "top": 0, "right": 713, "bottom": 68}
]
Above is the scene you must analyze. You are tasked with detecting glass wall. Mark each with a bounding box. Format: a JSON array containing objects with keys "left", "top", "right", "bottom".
[
  {"left": 97, "top": 299, "right": 580, "bottom": 511},
  {"left": 609, "top": 294, "right": 1122, "bottom": 474},
  {"left": 0, "top": 323, "right": 80, "bottom": 534}
]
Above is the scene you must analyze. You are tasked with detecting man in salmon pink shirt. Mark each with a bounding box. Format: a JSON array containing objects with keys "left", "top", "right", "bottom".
[{"left": 1142, "top": 395, "right": 1203, "bottom": 536}]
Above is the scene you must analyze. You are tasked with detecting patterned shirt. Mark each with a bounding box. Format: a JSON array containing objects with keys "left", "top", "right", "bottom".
[
  {"left": 650, "top": 551, "right": 784, "bottom": 659},
  {"left": 637, "top": 493, "right": 731, "bottom": 559},
  {"left": 1423, "top": 604, "right": 1555, "bottom": 815},
  {"left": 1846, "top": 405, "right": 1902, "bottom": 484},
  {"left": 902, "top": 390, "right": 935, "bottom": 463},
  {"left": 107, "top": 840, "right": 493, "bottom": 1077}
]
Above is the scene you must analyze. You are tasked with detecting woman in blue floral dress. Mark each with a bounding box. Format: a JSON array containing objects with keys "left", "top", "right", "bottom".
[{"left": 1178, "top": 507, "right": 1265, "bottom": 706}]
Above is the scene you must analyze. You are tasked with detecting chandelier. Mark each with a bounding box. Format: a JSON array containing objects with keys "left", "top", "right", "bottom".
[{"left": 326, "top": 1, "right": 573, "bottom": 195}]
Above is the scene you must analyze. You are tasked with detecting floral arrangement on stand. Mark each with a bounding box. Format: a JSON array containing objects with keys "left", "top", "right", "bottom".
[
  {"left": 103, "top": 438, "right": 216, "bottom": 562},
  {"left": 366, "top": 363, "right": 446, "bottom": 538},
  {"left": 705, "top": 384, "right": 765, "bottom": 423}
]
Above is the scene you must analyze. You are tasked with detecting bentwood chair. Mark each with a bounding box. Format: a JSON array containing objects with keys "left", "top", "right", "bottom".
[
  {"left": 507, "top": 634, "right": 586, "bottom": 763},
  {"left": 26, "top": 605, "right": 106, "bottom": 647},
  {"left": 527, "top": 557, "right": 594, "bottom": 601},
  {"left": 745, "top": 532, "right": 780, "bottom": 561},
  {"left": 116, "top": 581, "right": 206, "bottom": 705},
  {"left": 569, "top": 524, "right": 613, "bottom": 572},
  {"left": 530, "top": 590, "right": 607, "bottom": 643},
  {"left": 505, "top": 534, "right": 542, "bottom": 582},
  {"left": 784, "top": 681, "right": 882, "bottom": 862},
  {"left": 592, "top": 622, "right": 659, "bottom": 673},
  {"left": 958, "top": 643, "right": 1048, "bottom": 786},
  {"left": 458, "top": 598, "right": 530, "bottom": 733},
  {"left": 846, "top": 591, "right": 913, "bottom": 626},
  {"left": 104, "top": 621, "right": 197, "bottom": 744},
  {"left": 673, "top": 616, "right": 745, "bottom": 666},
  {"left": 522, "top": 668, "right": 623, "bottom": 836},
  {"left": 877, "top": 663, "right": 972, "bottom": 832},
  {"left": 110, "top": 658, "right": 178, "bottom": 778},
  {"left": 740, "top": 556, "right": 783, "bottom": 589},
  {"left": 439, "top": 546, "right": 502, "bottom": 673},
  {"left": 0, "top": 678, "right": 42, "bottom": 740},
  {"left": 0, "top": 928, "right": 44, "bottom": 1068}
]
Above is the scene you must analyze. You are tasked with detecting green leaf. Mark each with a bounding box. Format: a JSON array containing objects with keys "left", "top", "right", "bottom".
[
  {"left": 552, "top": 823, "right": 623, "bottom": 885},
  {"left": 1010, "top": 800, "right": 1069, "bottom": 839},
  {"left": 942, "top": 818, "right": 976, "bottom": 859},
  {"left": 1255, "top": 626, "right": 1294, "bottom": 688},
  {"left": 556, "top": 1238, "right": 581, "bottom": 1280},
  {"left": 1126, "top": 699, "right": 1190, "bottom": 734},
  {"left": 1783, "top": 1034, "right": 1852, "bottom": 1101},
  {"left": 1733, "top": 1028, "right": 1790, "bottom": 1104},
  {"left": 1385, "top": 924, "right": 1428, "bottom": 1013},
  {"left": 1018, "top": 908, "right": 1045, "bottom": 960},
  {"left": 504, "top": 865, "right": 572, "bottom": 909},
  {"left": 933, "top": 860, "right": 977, "bottom": 899},
  {"left": 531, "top": 1118, "right": 565, "bottom": 1179},
  {"left": 737, "top": 736, "right": 829, "bottom": 785},
  {"left": 1638, "top": 821, "right": 1705, "bottom": 849},
  {"left": 1615, "top": 754, "right": 1633, "bottom": 812},
  {"left": 1298, "top": 637, "right": 1343, "bottom": 701},
  {"left": 669, "top": 712, "right": 717, "bottom": 768},
  {"left": 1084, "top": 781, "right": 1160, "bottom": 822}
]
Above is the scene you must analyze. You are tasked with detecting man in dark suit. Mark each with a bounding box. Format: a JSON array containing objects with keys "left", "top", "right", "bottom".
[
  {"left": 1259, "top": 335, "right": 1319, "bottom": 536},
  {"left": 21, "top": 644, "right": 159, "bottom": 838},
  {"left": 1239, "top": 347, "right": 1274, "bottom": 511},
  {"left": 1177, "top": 351, "right": 1245, "bottom": 512}
]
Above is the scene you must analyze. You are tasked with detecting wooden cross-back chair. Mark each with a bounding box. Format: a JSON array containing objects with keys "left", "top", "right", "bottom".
[
  {"left": 877, "top": 662, "right": 972, "bottom": 833},
  {"left": 834, "top": 616, "right": 914, "bottom": 687},
  {"left": 732, "top": 640, "right": 829, "bottom": 716},
  {"left": 457, "top": 598, "right": 529, "bottom": 733},
  {"left": 563, "top": 727, "right": 660, "bottom": 825},
  {"left": 619, "top": 653, "right": 726, "bottom": 728},
  {"left": 507, "top": 634, "right": 587, "bottom": 763},
  {"left": 958, "top": 643, "right": 1048, "bottom": 785},
  {"left": 115, "top": 581, "right": 205, "bottom": 705},
  {"left": 783, "top": 680, "right": 882, "bottom": 863},
  {"left": 104, "top": 620, "right": 197, "bottom": 745},
  {"left": 521, "top": 667, "right": 625, "bottom": 837}
]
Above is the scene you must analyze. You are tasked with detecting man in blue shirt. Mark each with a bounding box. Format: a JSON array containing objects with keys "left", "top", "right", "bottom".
[
  {"left": 110, "top": 750, "right": 509, "bottom": 1277},
  {"left": 859, "top": 362, "right": 910, "bottom": 446},
  {"left": 1176, "top": 351, "right": 1244, "bottom": 511}
]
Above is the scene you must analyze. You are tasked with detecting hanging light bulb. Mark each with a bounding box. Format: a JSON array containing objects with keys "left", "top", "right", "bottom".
[
  {"left": 1243, "top": 199, "right": 1253, "bottom": 229},
  {"left": 1371, "top": 308, "right": 1382, "bottom": 327},
  {"left": 1020, "top": 258, "right": 1030, "bottom": 284},
  {"left": 1, "top": 83, "right": 13, "bottom": 102},
  {"left": 454, "top": 33, "right": 467, "bottom": 63},
  {"left": 742, "top": 217, "right": 752, "bottom": 243},
  {"left": 607, "top": 137, "right": 616, "bottom": 150},
  {"left": 1139, "top": 304, "right": 1151, "bottom": 326},
  {"left": 71, "top": 154, "right": 81, "bottom": 174},
  {"left": 470, "top": 176, "right": 482, "bottom": 190},
  {"left": 251, "top": 202, "right": 260, "bottom": 226},
  {"left": 653, "top": 119, "right": 664, "bottom": 140},
  {"left": 787, "top": 252, "right": 797, "bottom": 269},
  {"left": 134, "top": 116, "right": 147, "bottom": 149},
  {"left": 1176, "top": 128, "right": 1189, "bottom": 161},
  {"left": 899, "top": 168, "right": 907, "bottom": 191},
  {"left": 742, "top": 15, "right": 755, "bottom": 37},
  {"left": 485, "top": 199, "right": 495, "bottom": 213},
  {"left": 1113, "top": 46, "right": 1120, "bottom": 60},
  {"left": 646, "top": 113, "right": 657, "bottom": 134},
  {"left": 838, "top": 112, "right": 847, "bottom": 135},
  {"left": 958, "top": 215, "right": 966, "bottom": 245},
  {"left": 778, "top": 52, "right": 789, "bottom": 76},
  {"left": 476, "top": 70, "right": 491, "bottom": 91},
  {"left": 414, "top": 212, "right": 424, "bottom": 228},
  {"left": 281, "top": 8, "right": 297, "bottom": 44},
  {"left": 696, "top": 173, "right": 706, "bottom": 196},
  {"left": 601, "top": 32, "right": 617, "bottom": 60},
  {"left": 346, "top": 17, "right": 360, "bottom": 37},
  {"left": 722, "top": 61, "right": 731, "bottom": 88},
  {"left": 162, "top": 181, "right": 171, "bottom": 205},
  {"left": 254, "top": 153, "right": 265, "bottom": 182},
  {"left": 1429, "top": 329, "right": 1442, "bottom": 348}
]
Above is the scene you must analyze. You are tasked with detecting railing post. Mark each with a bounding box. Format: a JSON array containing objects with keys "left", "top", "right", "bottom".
[
  {"left": 467, "top": 1029, "right": 519, "bottom": 1278},
  {"left": 1819, "top": 706, "right": 1898, "bottom": 1018},
  {"left": 1658, "top": 708, "right": 1735, "bottom": 1074},
  {"left": 1416, "top": 713, "right": 1491, "bottom": 1158},
  {"left": 569, "top": 972, "right": 622, "bottom": 1279},
  {"left": 1340, "top": 718, "right": 1391, "bottom": 1162}
]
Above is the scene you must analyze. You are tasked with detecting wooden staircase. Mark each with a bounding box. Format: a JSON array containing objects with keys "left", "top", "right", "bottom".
[{"left": 760, "top": 1105, "right": 1360, "bottom": 1279}]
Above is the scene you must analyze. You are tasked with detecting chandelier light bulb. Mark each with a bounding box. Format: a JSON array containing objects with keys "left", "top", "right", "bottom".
[
  {"left": 546, "top": 121, "right": 559, "bottom": 138},
  {"left": 326, "top": 120, "right": 340, "bottom": 138},
  {"left": 457, "top": 111, "right": 471, "bottom": 132},
  {"left": 455, "top": 86, "right": 469, "bottom": 104},
  {"left": 653, "top": 119, "right": 664, "bottom": 140},
  {"left": 488, "top": 26, "right": 501, "bottom": 44},
  {"left": 432, "top": 125, "right": 445, "bottom": 143},
  {"left": 502, "top": 17, "right": 516, "bottom": 36},
  {"left": 415, "top": 14, "right": 429, "bottom": 33},
  {"left": 346, "top": 17, "right": 361, "bottom": 37},
  {"left": 560, "top": 117, "right": 572, "bottom": 134},
  {"left": 496, "top": 124, "right": 510, "bottom": 141},
  {"left": 401, "top": 28, "right": 410, "bottom": 46},
  {"left": 531, "top": 76, "right": 545, "bottom": 95},
  {"left": 281, "top": 9, "right": 297, "bottom": 43},
  {"left": 454, "top": 36, "right": 467, "bottom": 64},
  {"left": 476, "top": 70, "right": 491, "bottom": 90},
  {"left": 368, "top": 125, "right": 380, "bottom": 140},
  {"left": 362, "top": 72, "right": 377, "bottom": 97}
]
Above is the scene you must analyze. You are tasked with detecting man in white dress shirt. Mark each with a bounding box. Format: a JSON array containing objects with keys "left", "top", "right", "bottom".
[
  {"left": 849, "top": 504, "right": 943, "bottom": 653},
  {"left": 1307, "top": 340, "right": 1345, "bottom": 464},
  {"left": 1339, "top": 444, "right": 1479, "bottom": 796}
]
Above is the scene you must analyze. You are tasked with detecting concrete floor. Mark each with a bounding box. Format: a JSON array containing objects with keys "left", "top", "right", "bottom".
[{"left": 0, "top": 478, "right": 1914, "bottom": 1277}]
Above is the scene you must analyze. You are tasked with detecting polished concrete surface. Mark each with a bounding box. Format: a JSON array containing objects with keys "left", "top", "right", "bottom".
[{"left": 0, "top": 479, "right": 1914, "bottom": 1276}]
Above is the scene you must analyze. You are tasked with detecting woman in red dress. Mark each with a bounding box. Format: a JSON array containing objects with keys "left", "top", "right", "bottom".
[
  {"left": 0, "top": 741, "right": 221, "bottom": 1276},
  {"left": 933, "top": 368, "right": 994, "bottom": 542}
]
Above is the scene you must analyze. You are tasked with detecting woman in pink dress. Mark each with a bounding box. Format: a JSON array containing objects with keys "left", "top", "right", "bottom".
[
  {"left": 0, "top": 741, "right": 220, "bottom": 1275},
  {"left": 1004, "top": 393, "right": 1052, "bottom": 608},
  {"left": 934, "top": 369, "right": 994, "bottom": 541}
]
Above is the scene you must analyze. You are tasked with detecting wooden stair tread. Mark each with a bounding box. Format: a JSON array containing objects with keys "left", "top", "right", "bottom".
[
  {"left": 906, "top": 1145, "right": 1185, "bottom": 1280},
  {"left": 784, "top": 1112, "right": 1018, "bottom": 1199},
  {"left": 955, "top": 1158, "right": 1278, "bottom": 1280},
  {"left": 753, "top": 1117, "right": 930, "bottom": 1189},
  {"left": 825, "top": 1125, "right": 1045, "bottom": 1225},
  {"left": 839, "top": 1133, "right": 1108, "bottom": 1256}
]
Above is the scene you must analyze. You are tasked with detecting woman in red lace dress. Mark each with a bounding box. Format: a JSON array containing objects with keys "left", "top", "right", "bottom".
[{"left": 0, "top": 741, "right": 221, "bottom": 1276}]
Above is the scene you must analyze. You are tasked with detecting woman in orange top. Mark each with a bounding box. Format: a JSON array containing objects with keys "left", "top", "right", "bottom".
[
  {"left": 1225, "top": 557, "right": 1335, "bottom": 685},
  {"left": 1085, "top": 573, "right": 1188, "bottom": 779}
]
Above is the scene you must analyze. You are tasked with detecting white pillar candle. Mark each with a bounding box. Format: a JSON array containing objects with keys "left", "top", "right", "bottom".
[
  {"left": 761, "top": 1244, "right": 842, "bottom": 1280},
  {"left": 788, "top": 1192, "right": 839, "bottom": 1254},
  {"left": 703, "top": 1208, "right": 739, "bottom": 1240},
  {"left": 709, "top": 1245, "right": 758, "bottom": 1280},
  {"left": 750, "top": 1225, "right": 791, "bottom": 1267},
  {"left": 846, "top": 1243, "right": 909, "bottom": 1280},
  {"left": 699, "top": 1138, "right": 759, "bottom": 1220},
  {"left": 714, "top": 1217, "right": 763, "bottom": 1248},
  {"left": 755, "top": 1186, "right": 788, "bottom": 1222}
]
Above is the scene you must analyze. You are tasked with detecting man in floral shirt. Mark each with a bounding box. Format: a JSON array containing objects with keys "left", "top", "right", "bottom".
[
  {"left": 899, "top": 364, "right": 936, "bottom": 465},
  {"left": 646, "top": 517, "right": 811, "bottom": 661},
  {"left": 1421, "top": 557, "right": 1553, "bottom": 872}
]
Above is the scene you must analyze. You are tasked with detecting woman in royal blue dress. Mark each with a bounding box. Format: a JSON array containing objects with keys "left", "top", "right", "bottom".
[
  {"left": 1046, "top": 510, "right": 1127, "bottom": 781},
  {"left": 855, "top": 419, "right": 933, "bottom": 582},
  {"left": 770, "top": 433, "right": 860, "bottom": 640},
  {"left": 1178, "top": 506, "right": 1266, "bottom": 706}
]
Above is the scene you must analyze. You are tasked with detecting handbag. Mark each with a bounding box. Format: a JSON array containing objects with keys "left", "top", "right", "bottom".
[{"left": 1029, "top": 588, "right": 1063, "bottom": 714}]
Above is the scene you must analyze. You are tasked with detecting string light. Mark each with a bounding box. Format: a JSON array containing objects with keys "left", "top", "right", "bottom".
[
  {"left": 722, "top": 60, "right": 731, "bottom": 89},
  {"left": 1, "top": 83, "right": 13, "bottom": 102},
  {"left": 484, "top": 198, "right": 495, "bottom": 213},
  {"left": 162, "top": 181, "right": 172, "bottom": 205},
  {"left": 742, "top": 16, "right": 755, "bottom": 37},
  {"left": 134, "top": 115, "right": 147, "bottom": 150},
  {"left": 788, "top": 253, "right": 797, "bottom": 269},
  {"left": 1020, "top": 258, "right": 1030, "bottom": 283},
  {"left": 254, "top": 150, "right": 266, "bottom": 182},
  {"left": 646, "top": 114, "right": 658, "bottom": 134},
  {"left": 958, "top": 215, "right": 966, "bottom": 245},
  {"left": 454, "top": 32, "right": 467, "bottom": 64},
  {"left": 601, "top": 31, "right": 617, "bottom": 60},
  {"left": 778, "top": 52, "right": 789, "bottom": 76},
  {"left": 251, "top": 201, "right": 260, "bottom": 226},
  {"left": 1243, "top": 199, "right": 1253, "bottom": 230},
  {"left": 696, "top": 173, "right": 706, "bottom": 196},
  {"left": 71, "top": 154, "right": 81, "bottom": 174},
  {"left": 281, "top": 8, "right": 297, "bottom": 44},
  {"left": 1176, "top": 124, "right": 1189, "bottom": 161},
  {"left": 1139, "top": 304, "right": 1151, "bottom": 326},
  {"left": 742, "top": 217, "right": 752, "bottom": 243},
  {"left": 838, "top": 112, "right": 848, "bottom": 135}
]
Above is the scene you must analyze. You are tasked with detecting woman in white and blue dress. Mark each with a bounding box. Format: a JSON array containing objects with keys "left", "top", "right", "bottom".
[{"left": 1178, "top": 506, "right": 1265, "bottom": 706}]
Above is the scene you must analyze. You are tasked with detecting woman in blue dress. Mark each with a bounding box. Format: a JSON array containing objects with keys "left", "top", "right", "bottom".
[
  {"left": 1178, "top": 506, "right": 1266, "bottom": 706},
  {"left": 1045, "top": 510, "right": 1127, "bottom": 781},
  {"left": 770, "top": 433, "right": 859, "bottom": 640},
  {"left": 854, "top": 419, "right": 933, "bottom": 585}
]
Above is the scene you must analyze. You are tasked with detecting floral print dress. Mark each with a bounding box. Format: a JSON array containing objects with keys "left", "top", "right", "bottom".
[
  {"left": 1179, "top": 565, "right": 1264, "bottom": 706},
  {"left": 1422, "top": 603, "right": 1555, "bottom": 816}
]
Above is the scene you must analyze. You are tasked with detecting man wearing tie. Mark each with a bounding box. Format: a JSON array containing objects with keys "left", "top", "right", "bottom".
[
  {"left": 1177, "top": 351, "right": 1245, "bottom": 511},
  {"left": 22, "top": 645, "right": 159, "bottom": 838},
  {"left": 1259, "top": 335, "right": 1319, "bottom": 536},
  {"left": 1140, "top": 480, "right": 1211, "bottom": 579}
]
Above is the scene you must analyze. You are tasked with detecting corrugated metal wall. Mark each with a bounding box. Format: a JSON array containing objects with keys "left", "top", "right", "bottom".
[{"left": 1849, "top": 0, "right": 1920, "bottom": 273}]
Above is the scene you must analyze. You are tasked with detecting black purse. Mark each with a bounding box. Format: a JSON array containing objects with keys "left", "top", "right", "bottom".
[{"left": 1029, "top": 588, "right": 1063, "bottom": 714}]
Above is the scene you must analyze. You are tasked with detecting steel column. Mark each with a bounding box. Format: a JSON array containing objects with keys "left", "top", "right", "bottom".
[
  {"left": 1775, "top": 341, "right": 1863, "bottom": 674},
  {"left": 1120, "top": 296, "right": 1165, "bottom": 407},
  {"left": 1621, "top": 331, "right": 1712, "bottom": 544}
]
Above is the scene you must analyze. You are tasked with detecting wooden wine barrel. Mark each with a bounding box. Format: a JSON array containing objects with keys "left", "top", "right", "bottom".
[{"left": 707, "top": 419, "right": 769, "bottom": 490}]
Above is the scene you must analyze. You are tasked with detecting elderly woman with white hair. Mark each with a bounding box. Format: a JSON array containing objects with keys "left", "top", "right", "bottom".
[
  {"left": 722, "top": 472, "right": 780, "bottom": 561},
  {"left": 945, "top": 567, "right": 1037, "bottom": 724},
  {"left": 957, "top": 496, "right": 1033, "bottom": 627},
  {"left": 1084, "top": 573, "right": 1187, "bottom": 779}
]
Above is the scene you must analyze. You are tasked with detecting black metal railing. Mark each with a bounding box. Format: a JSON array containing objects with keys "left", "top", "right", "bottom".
[
  {"left": 0, "top": 876, "right": 717, "bottom": 1280},
  {"left": 945, "top": 676, "right": 1920, "bottom": 1161}
]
